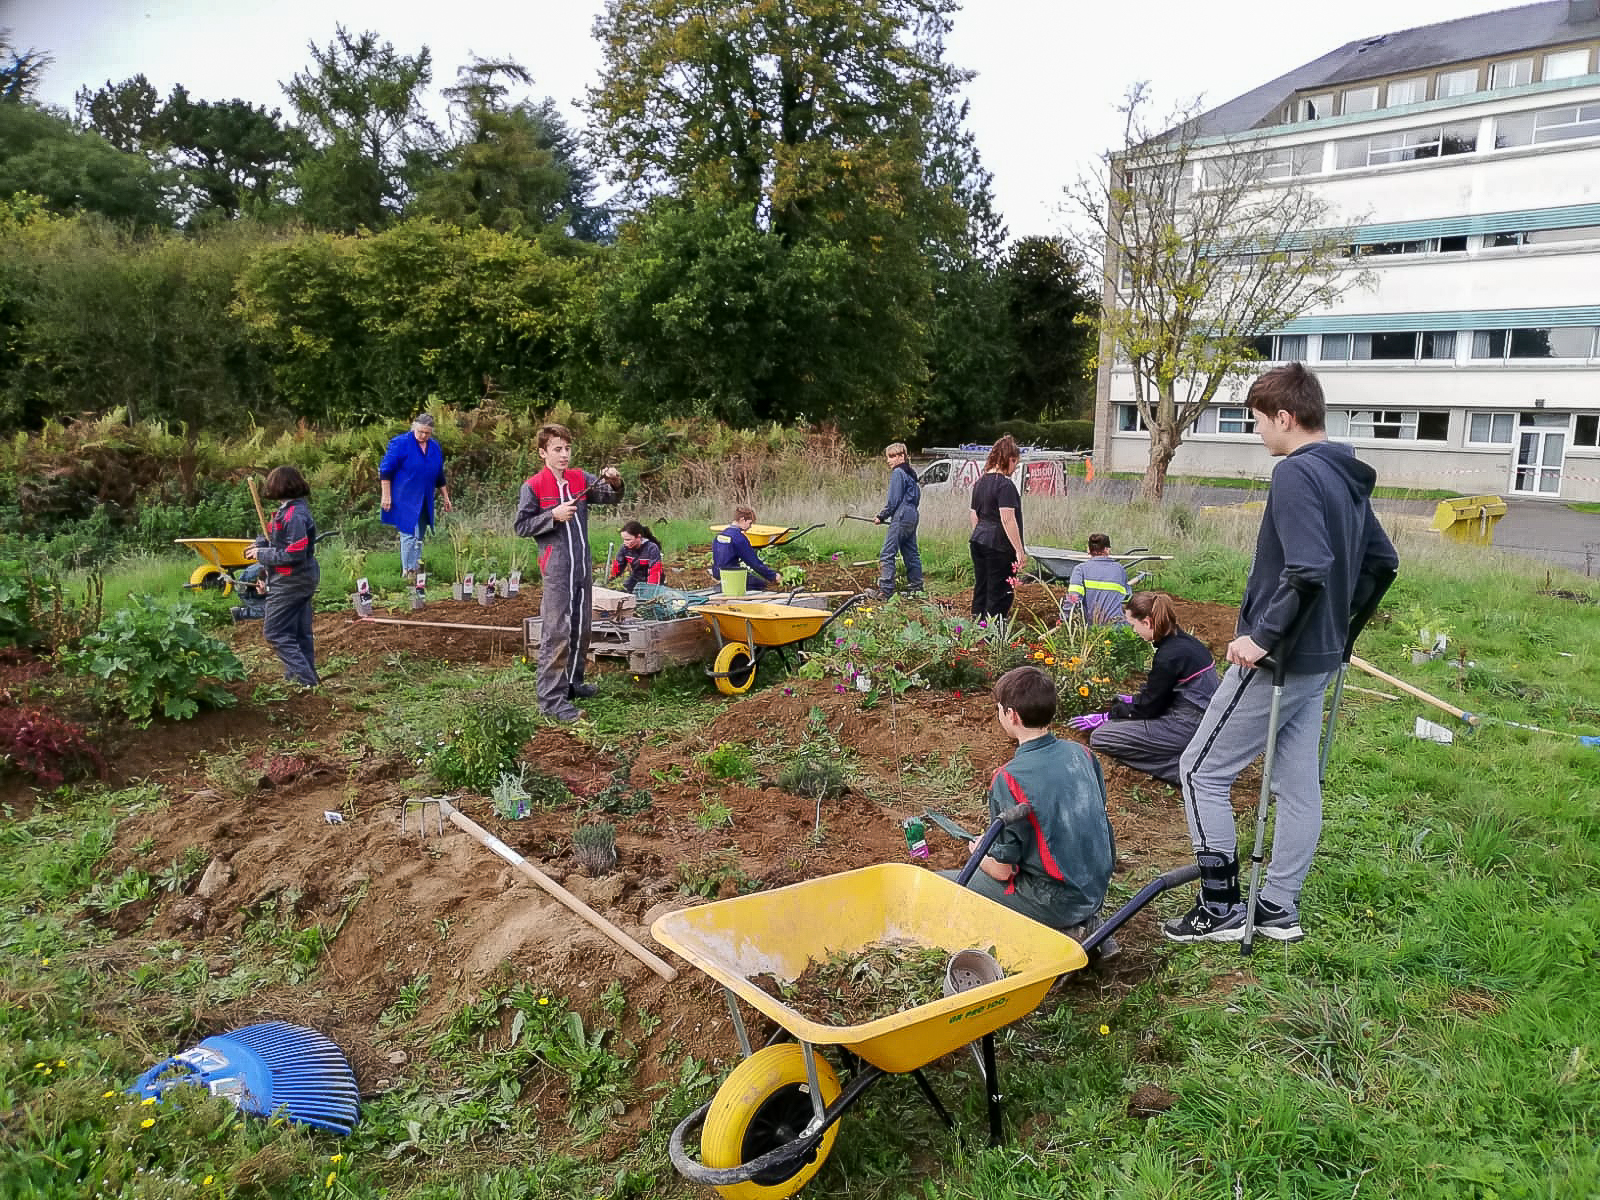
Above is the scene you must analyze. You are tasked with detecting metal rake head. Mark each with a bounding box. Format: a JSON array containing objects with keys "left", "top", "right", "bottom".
[{"left": 399, "top": 797, "right": 446, "bottom": 838}]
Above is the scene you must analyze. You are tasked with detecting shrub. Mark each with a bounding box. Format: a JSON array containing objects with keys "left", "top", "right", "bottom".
[
  {"left": 428, "top": 692, "right": 537, "bottom": 793},
  {"left": 61, "top": 596, "right": 245, "bottom": 725},
  {"left": 0, "top": 560, "right": 36, "bottom": 647},
  {"left": 0, "top": 704, "right": 105, "bottom": 787}
]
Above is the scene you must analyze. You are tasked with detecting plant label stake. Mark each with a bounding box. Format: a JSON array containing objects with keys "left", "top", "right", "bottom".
[
  {"left": 902, "top": 817, "right": 929, "bottom": 859},
  {"left": 463, "top": 572, "right": 475, "bottom": 594},
  {"left": 353, "top": 576, "right": 373, "bottom": 617},
  {"left": 411, "top": 571, "right": 426, "bottom": 611},
  {"left": 508, "top": 569, "right": 521, "bottom": 596}
]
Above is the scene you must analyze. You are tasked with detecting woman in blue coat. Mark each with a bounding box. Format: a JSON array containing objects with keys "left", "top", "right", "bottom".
[{"left": 379, "top": 413, "right": 453, "bottom": 580}]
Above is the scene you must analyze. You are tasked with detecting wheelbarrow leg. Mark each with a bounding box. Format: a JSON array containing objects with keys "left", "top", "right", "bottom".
[
  {"left": 908, "top": 1069, "right": 956, "bottom": 1131},
  {"left": 981, "top": 1033, "right": 1004, "bottom": 1145}
]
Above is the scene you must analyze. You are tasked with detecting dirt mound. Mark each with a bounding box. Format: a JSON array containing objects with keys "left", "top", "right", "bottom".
[{"left": 85, "top": 592, "right": 1245, "bottom": 1135}]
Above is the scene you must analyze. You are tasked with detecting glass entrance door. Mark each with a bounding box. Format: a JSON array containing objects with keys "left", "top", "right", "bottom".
[{"left": 1511, "top": 412, "right": 1568, "bottom": 496}]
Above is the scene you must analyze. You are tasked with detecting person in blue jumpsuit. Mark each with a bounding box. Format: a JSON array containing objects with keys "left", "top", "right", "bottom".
[
  {"left": 379, "top": 413, "right": 453, "bottom": 580},
  {"left": 874, "top": 442, "right": 923, "bottom": 597}
]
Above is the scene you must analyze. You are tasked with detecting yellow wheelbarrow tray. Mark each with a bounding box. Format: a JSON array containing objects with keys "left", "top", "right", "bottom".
[
  {"left": 656, "top": 861, "right": 1201, "bottom": 1197},
  {"left": 706, "top": 522, "right": 826, "bottom": 549},
  {"left": 697, "top": 592, "right": 870, "bottom": 696},
  {"left": 175, "top": 538, "right": 260, "bottom": 596}
]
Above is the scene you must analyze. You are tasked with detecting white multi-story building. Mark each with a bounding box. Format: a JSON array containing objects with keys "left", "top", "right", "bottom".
[{"left": 1095, "top": 0, "right": 1600, "bottom": 501}]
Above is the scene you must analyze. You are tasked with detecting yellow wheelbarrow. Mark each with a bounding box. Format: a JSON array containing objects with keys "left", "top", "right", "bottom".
[
  {"left": 174, "top": 538, "right": 259, "bottom": 597},
  {"left": 698, "top": 593, "right": 869, "bottom": 695},
  {"left": 654, "top": 826, "right": 1201, "bottom": 1199},
  {"left": 705, "top": 523, "right": 826, "bottom": 550}
]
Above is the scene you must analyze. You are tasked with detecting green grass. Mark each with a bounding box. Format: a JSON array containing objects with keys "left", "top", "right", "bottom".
[
  {"left": 7, "top": 515, "right": 1600, "bottom": 1198},
  {"left": 1567, "top": 501, "right": 1600, "bottom": 515}
]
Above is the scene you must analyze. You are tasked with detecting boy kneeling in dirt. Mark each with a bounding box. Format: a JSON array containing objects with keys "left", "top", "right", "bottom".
[{"left": 944, "top": 665, "right": 1118, "bottom": 957}]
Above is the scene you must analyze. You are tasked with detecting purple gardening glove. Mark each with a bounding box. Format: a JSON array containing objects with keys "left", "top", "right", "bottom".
[
  {"left": 1069, "top": 712, "right": 1109, "bottom": 732},
  {"left": 1117, "top": 694, "right": 1134, "bottom": 704}
]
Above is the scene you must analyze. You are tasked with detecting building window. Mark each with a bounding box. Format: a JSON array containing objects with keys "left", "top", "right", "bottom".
[
  {"left": 1338, "top": 409, "right": 1450, "bottom": 440},
  {"left": 1317, "top": 331, "right": 1457, "bottom": 362},
  {"left": 1300, "top": 93, "right": 1334, "bottom": 121},
  {"left": 1437, "top": 67, "right": 1479, "bottom": 97},
  {"left": 1496, "top": 103, "right": 1600, "bottom": 148},
  {"left": 1259, "top": 144, "right": 1322, "bottom": 180},
  {"left": 1467, "top": 412, "right": 1517, "bottom": 445},
  {"left": 1472, "top": 327, "right": 1599, "bottom": 359},
  {"left": 1216, "top": 407, "right": 1257, "bottom": 435},
  {"left": 1352, "top": 236, "right": 1467, "bottom": 256},
  {"left": 1488, "top": 57, "right": 1534, "bottom": 89},
  {"left": 1247, "top": 333, "right": 1308, "bottom": 361},
  {"left": 1335, "top": 121, "right": 1478, "bottom": 168},
  {"left": 1492, "top": 223, "right": 1600, "bottom": 247},
  {"left": 1386, "top": 77, "right": 1428, "bottom": 106},
  {"left": 1115, "top": 405, "right": 1147, "bottom": 433},
  {"left": 1575, "top": 414, "right": 1600, "bottom": 447},
  {"left": 1542, "top": 47, "right": 1592, "bottom": 80},
  {"left": 1342, "top": 85, "right": 1380, "bottom": 114}
]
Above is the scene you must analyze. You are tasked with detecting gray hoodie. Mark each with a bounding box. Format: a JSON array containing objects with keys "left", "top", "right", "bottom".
[{"left": 1238, "top": 440, "right": 1400, "bottom": 674}]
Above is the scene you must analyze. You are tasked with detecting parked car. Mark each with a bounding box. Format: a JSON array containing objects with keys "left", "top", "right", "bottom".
[{"left": 916, "top": 451, "right": 1071, "bottom": 496}]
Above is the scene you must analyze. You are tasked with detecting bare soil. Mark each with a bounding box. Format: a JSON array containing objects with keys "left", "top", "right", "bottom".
[{"left": 19, "top": 578, "right": 1252, "bottom": 1146}]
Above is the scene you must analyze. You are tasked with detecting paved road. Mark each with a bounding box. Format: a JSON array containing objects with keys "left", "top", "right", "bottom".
[{"left": 1083, "top": 478, "right": 1600, "bottom": 576}]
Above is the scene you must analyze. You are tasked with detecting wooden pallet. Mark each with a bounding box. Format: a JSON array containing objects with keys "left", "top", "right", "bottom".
[{"left": 523, "top": 613, "right": 716, "bottom": 674}]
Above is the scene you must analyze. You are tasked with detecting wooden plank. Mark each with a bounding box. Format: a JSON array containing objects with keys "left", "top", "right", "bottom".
[{"left": 359, "top": 616, "right": 522, "bottom": 633}]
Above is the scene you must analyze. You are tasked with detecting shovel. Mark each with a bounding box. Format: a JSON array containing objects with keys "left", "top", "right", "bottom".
[{"left": 839, "top": 514, "right": 879, "bottom": 524}]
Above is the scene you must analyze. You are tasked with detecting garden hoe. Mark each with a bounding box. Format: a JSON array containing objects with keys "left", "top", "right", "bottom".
[{"left": 401, "top": 796, "right": 678, "bottom": 982}]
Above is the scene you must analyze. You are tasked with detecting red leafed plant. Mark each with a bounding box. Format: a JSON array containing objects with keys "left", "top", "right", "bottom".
[{"left": 0, "top": 704, "right": 106, "bottom": 788}]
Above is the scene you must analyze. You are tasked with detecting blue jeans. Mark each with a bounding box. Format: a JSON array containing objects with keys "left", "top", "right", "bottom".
[
  {"left": 877, "top": 519, "right": 922, "bottom": 594},
  {"left": 399, "top": 525, "right": 424, "bottom": 572}
]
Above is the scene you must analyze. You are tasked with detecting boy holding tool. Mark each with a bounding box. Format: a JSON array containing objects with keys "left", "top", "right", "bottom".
[
  {"left": 1165, "top": 364, "right": 1398, "bottom": 944},
  {"left": 942, "top": 666, "right": 1116, "bottom": 952},
  {"left": 514, "top": 424, "right": 624, "bottom": 722}
]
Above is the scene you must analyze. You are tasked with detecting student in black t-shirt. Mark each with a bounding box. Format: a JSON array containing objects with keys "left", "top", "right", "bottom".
[{"left": 968, "top": 435, "right": 1027, "bottom": 621}]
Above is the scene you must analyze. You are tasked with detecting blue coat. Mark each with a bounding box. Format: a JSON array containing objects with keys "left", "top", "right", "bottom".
[{"left": 378, "top": 432, "right": 447, "bottom": 534}]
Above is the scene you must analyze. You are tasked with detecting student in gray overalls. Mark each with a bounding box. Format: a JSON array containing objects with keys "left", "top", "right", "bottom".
[
  {"left": 244, "top": 465, "right": 320, "bottom": 688},
  {"left": 874, "top": 442, "right": 923, "bottom": 597},
  {"left": 514, "top": 423, "right": 624, "bottom": 723},
  {"left": 1070, "top": 591, "right": 1218, "bottom": 784}
]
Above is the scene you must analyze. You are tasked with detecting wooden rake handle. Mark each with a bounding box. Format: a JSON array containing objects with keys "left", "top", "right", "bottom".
[{"left": 1349, "top": 656, "right": 1479, "bottom": 725}]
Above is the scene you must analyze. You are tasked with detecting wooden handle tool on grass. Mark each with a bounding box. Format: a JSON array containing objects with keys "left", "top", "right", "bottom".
[
  {"left": 1350, "top": 656, "right": 1480, "bottom": 726},
  {"left": 433, "top": 797, "right": 678, "bottom": 982}
]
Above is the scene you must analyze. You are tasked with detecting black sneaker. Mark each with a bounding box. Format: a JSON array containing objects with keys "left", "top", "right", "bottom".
[
  {"left": 1163, "top": 901, "right": 1246, "bottom": 943},
  {"left": 1251, "top": 898, "right": 1305, "bottom": 942},
  {"left": 569, "top": 682, "right": 599, "bottom": 699}
]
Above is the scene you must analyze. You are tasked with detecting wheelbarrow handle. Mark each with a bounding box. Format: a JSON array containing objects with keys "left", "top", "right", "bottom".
[
  {"left": 954, "top": 803, "right": 1033, "bottom": 888},
  {"left": 1078, "top": 864, "right": 1201, "bottom": 955}
]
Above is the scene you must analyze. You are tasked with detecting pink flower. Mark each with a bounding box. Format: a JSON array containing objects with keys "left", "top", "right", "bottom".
[
  {"left": 835, "top": 684, "right": 847, "bottom": 693},
  {"left": 978, "top": 620, "right": 988, "bottom": 628},
  {"left": 783, "top": 687, "right": 793, "bottom": 696},
  {"left": 953, "top": 625, "right": 963, "bottom": 634}
]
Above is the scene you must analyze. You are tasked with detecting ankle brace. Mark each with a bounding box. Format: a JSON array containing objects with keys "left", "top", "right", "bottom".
[{"left": 1196, "top": 852, "right": 1240, "bottom": 908}]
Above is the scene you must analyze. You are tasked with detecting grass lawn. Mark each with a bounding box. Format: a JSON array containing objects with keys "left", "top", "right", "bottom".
[{"left": 3, "top": 508, "right": 1598, "bottom": 1199}]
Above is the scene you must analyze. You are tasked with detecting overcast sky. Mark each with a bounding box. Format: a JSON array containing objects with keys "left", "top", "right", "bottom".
[{"left": 7, "top": 0, "right": 1478, "bottom": 234}]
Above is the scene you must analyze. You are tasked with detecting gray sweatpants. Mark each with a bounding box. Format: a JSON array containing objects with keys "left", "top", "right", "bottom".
[
  {"left": 1177, "top": 664, "right": 1334, "bottom": 909},
  {"left": 1090, "top": 703, "right": 1205, "bottom": 785}
]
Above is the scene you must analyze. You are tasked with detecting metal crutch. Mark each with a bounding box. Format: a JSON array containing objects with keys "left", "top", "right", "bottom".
[
  {"left": 1239, "top": 595, "right": 1318, "bottom": 958},
  {"left": 1317, "top": 568, "right": 1398, "bottom": 784}
]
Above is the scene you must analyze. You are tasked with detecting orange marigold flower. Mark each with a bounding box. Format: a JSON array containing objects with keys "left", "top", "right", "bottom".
[{"left": 1078, "top": 686, "right": 1090, "bottom": 697}]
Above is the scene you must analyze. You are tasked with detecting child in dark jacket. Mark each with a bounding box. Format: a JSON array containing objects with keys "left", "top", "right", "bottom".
[
  {"left": 711, "top": 506, "right": 781, "bottom": 591},
  {"left": 1070, "top": 592, "right": 1218, "bottom": 784},
  {"left": 609, "top": 521, "right": 664, "bottom": 592},
  {"left": 875, "top": 442, "right": 922, "bottom": 597},
  {"left": 245, "top": 465, "right": 320, "bottom": 688}
]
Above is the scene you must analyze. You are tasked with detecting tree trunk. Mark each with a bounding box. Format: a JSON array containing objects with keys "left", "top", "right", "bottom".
[{"left": 1140, "top": 423, "right": 1179, "bottom": 501}]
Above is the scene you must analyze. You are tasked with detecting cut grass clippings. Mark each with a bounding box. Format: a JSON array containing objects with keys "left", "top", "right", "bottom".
[{"left": 757, "top": 940, "right": 956, "bottom": 1026}]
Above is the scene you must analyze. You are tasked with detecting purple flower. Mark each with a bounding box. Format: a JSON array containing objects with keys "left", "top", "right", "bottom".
[
  {"left": 783, "top": 686, "right": 793, "bottom": 696},
  {"left": 835, "top": 683, "right": 847, "bottom": 693},
  {"left": 835, "top": 636, "right": 844, "bottom": 645},
  {"left": 953, "top": 625, "right": 963, "bottom": 634},
  {"left": 978, "top": 620, "right": 988, "bottom": 629}
]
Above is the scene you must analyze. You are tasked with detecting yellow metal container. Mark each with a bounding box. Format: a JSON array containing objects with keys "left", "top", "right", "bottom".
[
  {"left": 707, "top": 523, "right": 797, "bottom": 549},
  {"left": 175, "top": 537, "right": 258, "bottom": 570},
  {"left": 697, "top": 602, "right": 832, "bottom": 647},
  {"left": 1428, "top": 494, "right": 1507, "bottom": 545},
  {"left": 652, "top": 863, "right": 1087, "bottom": 1073}
]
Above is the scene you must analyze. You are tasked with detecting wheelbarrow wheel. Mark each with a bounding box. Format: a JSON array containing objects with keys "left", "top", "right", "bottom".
[
  {"left": 188, "top": 564, "right": 233, "bottom": 597},
  {"left": 713, "top": 643, "right": 758, "bottom": 696},
  {"left": 701, "top": 1043, "right": 842, "bottom": 1200}
]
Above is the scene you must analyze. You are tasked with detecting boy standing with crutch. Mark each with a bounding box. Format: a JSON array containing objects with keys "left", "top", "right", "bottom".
[{"left": 1164, "top": 364, "right": 1398, "bottom": 946}]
